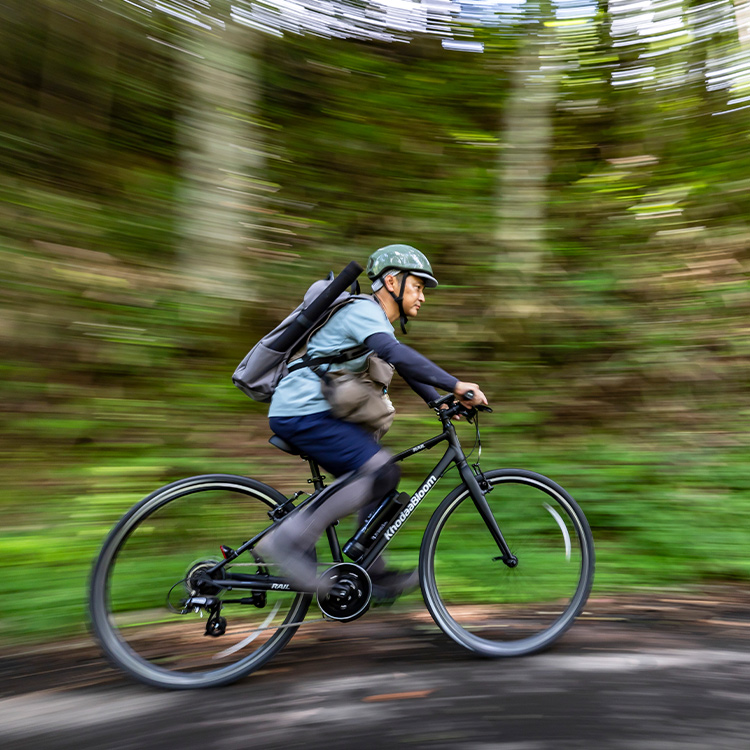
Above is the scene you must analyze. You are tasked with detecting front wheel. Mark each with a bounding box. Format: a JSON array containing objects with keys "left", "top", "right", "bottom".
[
  {"left": 89, "top": 474, "right": 311, "bottom": 689},
  {"left": 420, "top": 469, "right": 594, "bottom": 657}
]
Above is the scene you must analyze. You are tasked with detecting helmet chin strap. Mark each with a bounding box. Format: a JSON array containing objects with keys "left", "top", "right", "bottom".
[{"left": 387, "top": 273, "right": 409, "bottom": 334}]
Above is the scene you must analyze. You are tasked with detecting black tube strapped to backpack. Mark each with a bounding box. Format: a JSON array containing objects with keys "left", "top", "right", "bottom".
[
  {"left": 232, "top": 262, "right": 370, "bottom": 403},
  {"left": 268, "top": 262, "right": 363, "bottom": 353}
]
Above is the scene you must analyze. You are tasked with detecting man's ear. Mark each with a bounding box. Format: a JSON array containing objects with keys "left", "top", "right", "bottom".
[{"left": 384, "top": 273, "right": 399, "bottom": 293}]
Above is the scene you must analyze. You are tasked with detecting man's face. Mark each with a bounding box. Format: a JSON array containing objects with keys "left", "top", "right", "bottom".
[{"left": 387, "top": 273, "right": 426, "bottom": 318}]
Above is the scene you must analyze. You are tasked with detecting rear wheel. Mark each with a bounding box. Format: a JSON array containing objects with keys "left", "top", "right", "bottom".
[
  {"left": 420, "top": 469, "right": 594, "bottom": 657},
  {"left": 89, "top": 474, "right": 311, "bottom": 689}
]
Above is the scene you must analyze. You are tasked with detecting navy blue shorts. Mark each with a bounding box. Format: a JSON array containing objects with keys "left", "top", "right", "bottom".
[{"left": 269, "top": 411, "right": 380, "bottom": 477}]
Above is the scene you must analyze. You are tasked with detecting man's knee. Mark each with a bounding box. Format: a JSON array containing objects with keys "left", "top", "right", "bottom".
[
  {"left": 361, "top": 447, "right": 400, "bottom": 493},
  {"left": 373, "top": 457, "right": 400, "bottom": 493}
]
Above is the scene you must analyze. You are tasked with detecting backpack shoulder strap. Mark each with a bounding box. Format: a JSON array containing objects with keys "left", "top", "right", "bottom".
[{"left": 286, "top": 295, "right": 382, "bottom": 373}]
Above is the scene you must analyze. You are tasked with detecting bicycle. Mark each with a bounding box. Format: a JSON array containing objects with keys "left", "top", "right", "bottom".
[{"left": 89, "top": 393, "right": 595, "bottom": 689}]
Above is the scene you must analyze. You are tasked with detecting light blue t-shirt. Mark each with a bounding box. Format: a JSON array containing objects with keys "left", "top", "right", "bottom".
[{"left": 269, "top": 298, "right": 395, "bottom": 417}]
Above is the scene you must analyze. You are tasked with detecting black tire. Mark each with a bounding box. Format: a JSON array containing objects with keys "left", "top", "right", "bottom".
[
  {"left": 420, "top": 469, "right": 594, "bottom": 657},
  {"left": 89, "top": 474, "right": 311, "bottom": 689}
]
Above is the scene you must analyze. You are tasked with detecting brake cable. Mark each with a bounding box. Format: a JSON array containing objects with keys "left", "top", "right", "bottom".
[
  {"left": 465, "top": 410, "right": 493, "bottom": 492},
  {"left": 463, "top": 407, "right": 481, "bottom": 462}
]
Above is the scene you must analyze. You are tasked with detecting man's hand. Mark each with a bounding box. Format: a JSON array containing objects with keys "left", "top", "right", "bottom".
[{"left": 454, "top": 382, "right": 488, "bottom": 408}]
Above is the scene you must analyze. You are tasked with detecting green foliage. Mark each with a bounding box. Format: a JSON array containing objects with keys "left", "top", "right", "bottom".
[{"left": 2, "top": 0, "right": 750, "bottom": 643}]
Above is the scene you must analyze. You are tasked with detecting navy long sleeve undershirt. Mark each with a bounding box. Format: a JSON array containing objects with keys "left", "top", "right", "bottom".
[{"left": 364, "top": 332, "right": 458, "bottom": 404}]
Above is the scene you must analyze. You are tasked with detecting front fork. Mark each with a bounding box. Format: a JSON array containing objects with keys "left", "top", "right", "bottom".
[{"left": 457, "top": 460, "right": 518, "bottom": 569}]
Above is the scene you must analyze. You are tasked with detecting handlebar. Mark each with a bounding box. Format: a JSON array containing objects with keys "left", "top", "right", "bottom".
[{"left": 428, "top": 391, "right": 493, "bottom": 421}]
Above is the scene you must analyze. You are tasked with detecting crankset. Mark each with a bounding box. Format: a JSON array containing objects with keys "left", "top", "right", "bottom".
[{"left": 317, "top": 562, "right": 372, "bottom": 622}]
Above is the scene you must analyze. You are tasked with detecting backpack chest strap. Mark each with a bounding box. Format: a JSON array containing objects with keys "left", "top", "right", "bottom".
[{"left": 287, "top": 343, "right": 370, "bottom": 373}]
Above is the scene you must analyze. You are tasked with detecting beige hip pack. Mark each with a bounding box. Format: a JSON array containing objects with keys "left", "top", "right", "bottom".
[{"left": 319, "top": 354, "right": 395, "bottom": 437}]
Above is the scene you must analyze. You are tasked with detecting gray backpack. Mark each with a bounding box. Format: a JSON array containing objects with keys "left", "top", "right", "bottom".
[{"left": 232, "top": 263, "right": 376, "bottom": 403}]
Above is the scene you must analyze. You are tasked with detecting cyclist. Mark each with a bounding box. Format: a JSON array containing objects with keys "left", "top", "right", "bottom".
[{"left": 256, "top": 244, "right": 488, "bottom": 599}]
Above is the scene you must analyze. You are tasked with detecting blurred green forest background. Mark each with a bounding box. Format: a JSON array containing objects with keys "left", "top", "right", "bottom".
[{"left": 2, "top": 0, "right": 750, "bottom": 642}]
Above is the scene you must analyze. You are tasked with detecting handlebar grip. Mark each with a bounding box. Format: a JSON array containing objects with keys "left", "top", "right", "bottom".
[{"left": 459, "top": 390, "right": 492, "bottom": 412}]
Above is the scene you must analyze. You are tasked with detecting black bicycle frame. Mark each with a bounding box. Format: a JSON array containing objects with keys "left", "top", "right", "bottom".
[
  {"left": 199, "top": 418, "right": 516, "bottom": 597},
  {"left": 362, "top": 420, "right": 515, "bottom": 572}
]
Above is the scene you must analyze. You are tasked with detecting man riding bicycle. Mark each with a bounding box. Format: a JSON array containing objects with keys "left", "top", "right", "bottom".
[{"left": 256, "top": 244, "right": 488, "bottom": 600}]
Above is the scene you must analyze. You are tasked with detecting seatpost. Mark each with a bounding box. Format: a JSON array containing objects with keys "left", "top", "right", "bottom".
[
  {"left": 306, "top": 456, "right": 341, "bottom": 561},
  {"left": 307, "top": 457, "right": 326, "bottom": 491}
]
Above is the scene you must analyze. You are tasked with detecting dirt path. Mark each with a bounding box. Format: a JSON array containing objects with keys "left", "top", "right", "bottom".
[{"left": 2, "top": 591, "right": 750, "bottom": 749}]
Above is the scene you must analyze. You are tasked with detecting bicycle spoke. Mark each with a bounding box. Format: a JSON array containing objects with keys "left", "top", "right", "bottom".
[
  {"left": 421, "top": 469, "right": 594, "bottom": 657},
  {"left": 89, "top": 475, "right": 312, "bottom": 688}
]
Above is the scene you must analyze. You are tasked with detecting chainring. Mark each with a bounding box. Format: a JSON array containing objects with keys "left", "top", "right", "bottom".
[{"left": 317, "top": 563, "right": 372, "bottom": 622}]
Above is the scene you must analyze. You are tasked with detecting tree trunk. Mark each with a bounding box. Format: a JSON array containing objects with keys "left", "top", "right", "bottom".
[
  {"left": 177, "top": 20, "right": 263, "bottom": 313},
  {"left": 495, "top": 6, "right": 560, "bottom": 290},
  {"left": 734, "top": 0, "right": 750, "bottom": 45}
]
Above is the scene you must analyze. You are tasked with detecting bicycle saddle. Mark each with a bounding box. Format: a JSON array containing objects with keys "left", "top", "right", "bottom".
[{"left": 268, "top": 435, "right": 303, "bottom": 456}]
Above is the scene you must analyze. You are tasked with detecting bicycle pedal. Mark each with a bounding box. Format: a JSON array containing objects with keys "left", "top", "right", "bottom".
[{"left": 329, "top": 580, "right": 353, "bottom": 599}]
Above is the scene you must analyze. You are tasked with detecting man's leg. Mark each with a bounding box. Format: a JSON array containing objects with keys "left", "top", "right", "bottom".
[
  {"left": 257, "top": 412, "right": 400, "bottom": 593},
  {"left": 258, "top": 448, "right": 399, "bottom": 592},
  {"left": 355, "top": 502, "right": 419, "bottom": 598}
]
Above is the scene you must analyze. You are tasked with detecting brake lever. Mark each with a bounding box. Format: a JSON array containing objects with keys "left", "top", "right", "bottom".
[
  {"left": 460, "top": 390, "right": 492, "bottom": 414},
  {"left": 460, "top": 404, "right": 493, "bottom": 426}
]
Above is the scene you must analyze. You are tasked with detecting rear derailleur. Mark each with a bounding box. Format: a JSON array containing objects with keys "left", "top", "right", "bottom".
[
  {"left": 173, "top": 560, "right": 228, "bottom": 636},
  {"left": 177, "top": 594, "right": 227, "bottom": 637},
  {"left": 203, "top": 602, "right": 226, "bottom": 637}
]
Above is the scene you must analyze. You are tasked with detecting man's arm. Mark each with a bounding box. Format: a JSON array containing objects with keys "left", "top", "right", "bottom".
[
  {"left": 399, "top": 376, "right": 441, "bottom": 405},
  {"left": 365, "top": 332, "right": 458, "bottom": 397},
  {"left": 365, "top": 332, "right": 489, "bottom": 408}
]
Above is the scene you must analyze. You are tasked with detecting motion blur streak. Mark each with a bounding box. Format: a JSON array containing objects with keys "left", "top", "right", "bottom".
[{"left": 1, "top": 0, "right": 749, "bottom": 656}]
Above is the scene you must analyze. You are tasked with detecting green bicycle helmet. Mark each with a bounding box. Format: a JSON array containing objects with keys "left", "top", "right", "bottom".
[
  {"left": 366, "top": 244, "right": 438, "bottom": 333},
  {"left": 366, "top": 244, "right": 438, "bottom": 289}
]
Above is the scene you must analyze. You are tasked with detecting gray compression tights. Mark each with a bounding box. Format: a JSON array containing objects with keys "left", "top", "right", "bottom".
[{"left": 256, "top": 448, "right": 400, "bottom": 593}]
